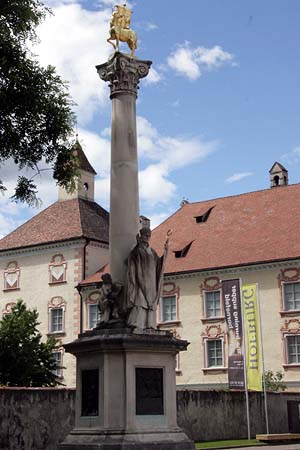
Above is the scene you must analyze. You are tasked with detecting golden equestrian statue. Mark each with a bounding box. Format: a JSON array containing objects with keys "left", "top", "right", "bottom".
[{"left": 107, "top": 3, "right": 137, "bottom": 56}]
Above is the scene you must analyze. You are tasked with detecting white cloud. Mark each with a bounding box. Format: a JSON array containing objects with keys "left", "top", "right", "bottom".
[
  {"left": 34, "top": 2, "right": 161, "bottom": 123},
  {"left": 34, "top": 3, "right": 112, "bottom": 124},
  {"left": 0, "top": 171, "right": 55, "bottom": 239},
  {"left": 44, "top": 0, "right": 78, "bottom": 6},
  {"left": 139, "top": 164, "right": 176, "bottom": 206},
  {"left": 281, "top": 146, "right": 300, "bottom": 165},
  {"left": 98, "top": 0, "right": 132, "bottom": 6},
  {"left": 97, "top": 0, "right": 115, "bottom": 4},
  {"left": 167, "top": 42, "right": 235, "bottom": 80},
  {"left": 144, "top": 22, "right": 158, "bottom": 31},
  {"left": 136, "top": 116, "right": 218, "bottom": 205},
  {"left": 0, "top": 212, "right": 24, "bottom": 240},
  {"left": 137, "top": 116, "right": 217, "bottom": 171},
  {"left": 145, "top": 67, "right": 162, "bottom": 84},
  {"left": 171, "top": 99, "right": 180, "bottom": 108},
  {"left": 77, "top": 128, "right": 111, "bottom": 207},
  {"left": 149, "top": 212, "right": 170, "bottom": 229},
  {"left": 225, "top": 172, "right": 254, "bottom": 183},
  {"left": 77, "top": 128, "right": 111, "bottom": 176},
  {"left": 83, "top": 117, "right": 218, "bottom": 208}
]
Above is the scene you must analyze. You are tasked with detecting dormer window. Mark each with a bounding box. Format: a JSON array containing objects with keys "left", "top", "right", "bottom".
[
  {"left": 173, "top": 241, "right": 193, "bottom": 259},
  {"left": 194, "top": 206, "right": 214, "bottom": 223}
]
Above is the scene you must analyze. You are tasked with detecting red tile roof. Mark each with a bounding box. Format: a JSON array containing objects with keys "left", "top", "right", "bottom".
[
  {"left": 0, "top": 198, "right": 109, "bottom": 251},
  {"left": 78, "top": 264, "right": 109, "bottom": 286},
  {"left": 150, "top": 184, "right": 300, "bottom": 274}
]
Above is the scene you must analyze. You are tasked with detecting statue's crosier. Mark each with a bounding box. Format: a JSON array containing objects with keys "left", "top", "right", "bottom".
[{"left": 107, "top": 3, "right": 137, "bottom": 56}]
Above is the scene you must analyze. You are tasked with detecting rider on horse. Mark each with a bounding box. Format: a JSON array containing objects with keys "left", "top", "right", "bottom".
[{"left": 107, "top": 3, "right": 137, "bottom": 56}]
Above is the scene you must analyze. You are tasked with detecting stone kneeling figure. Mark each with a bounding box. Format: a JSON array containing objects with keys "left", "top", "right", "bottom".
[{"left": 97, "top": 273, "right": 122, "bottom": 326}]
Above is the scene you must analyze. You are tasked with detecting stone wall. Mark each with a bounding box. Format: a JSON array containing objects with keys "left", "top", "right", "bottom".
[
  {"left": 177, "top": 389, "right": 300, "bottom": 441},
  {"left": 0, "top": 388, "right": 75, "bottom": 450},
  {"left": 0, "top": 388, "right": 300, "bottom": 449}
]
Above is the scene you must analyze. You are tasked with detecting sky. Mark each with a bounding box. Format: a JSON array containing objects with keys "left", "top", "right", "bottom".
[{"left": 1, "top": 0, "right": 300, "bottom": 236}]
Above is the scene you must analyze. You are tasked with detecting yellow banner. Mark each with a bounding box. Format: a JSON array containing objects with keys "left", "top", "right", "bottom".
[{"left": 242, "top": 284, "right": 262, "bottom": 391}]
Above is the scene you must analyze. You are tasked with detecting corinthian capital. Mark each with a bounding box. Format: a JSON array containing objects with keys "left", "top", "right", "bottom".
[{"left": 96, "top": 52, "right": 152, "bottom": 98}]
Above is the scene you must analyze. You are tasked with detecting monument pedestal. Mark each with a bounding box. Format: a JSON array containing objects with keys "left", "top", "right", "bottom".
[{"left": 58, "top": 329, "right": 194, "bottom": 450}]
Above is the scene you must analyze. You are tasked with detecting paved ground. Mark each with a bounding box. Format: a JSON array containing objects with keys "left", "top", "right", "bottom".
[{"left": 219, "top": 445, "right": 300, "bottom": 450}]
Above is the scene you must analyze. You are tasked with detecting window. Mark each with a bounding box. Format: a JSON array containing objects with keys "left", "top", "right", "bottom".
[
  {"left": 287, "top": 335, "right": 300, "bottom": 364},
  {"left": 4, "top": 261, "right": 20, "bottom": 290},
  {"left": 160, "top": 295, "right": 177, "bottom": 322},
  {"left": 206, "top": 339, "right": 223, "bottom": 367},
  {"left": 49, "top": 254, "right": 67, "bottom": 284},
  {"left": 88, "top": 304, "right": 100, "bottom": 329},
  {"left": 52, "top": 351, "right": 63, "bottom": 377},
  {"left": 284, "top": 282, "right": 300, "bottom": 310},
  {"left": 205, "top": 290, "right": 221, "bottom": 317},
  {"left": 50, "top": 308, "right": 63, "bottom": 333}
]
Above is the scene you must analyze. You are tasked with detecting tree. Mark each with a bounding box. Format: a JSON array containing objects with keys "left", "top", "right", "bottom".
[
  {"left": 264, "top": 370, "right": 287, "bottom": 392},
  {"left": 0, "top": 0, "right": 78, "bottom": 206},
  {"left": 0, "top": 300, "right": 61, "bottom": 386}
]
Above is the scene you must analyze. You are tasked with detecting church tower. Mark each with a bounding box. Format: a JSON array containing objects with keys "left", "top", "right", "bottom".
[
  {"left": 269, "top": 161, "right": 289, "bottom": 188},
  {"left": 58, "top": 138, "right": 97, "bottom": 202}
]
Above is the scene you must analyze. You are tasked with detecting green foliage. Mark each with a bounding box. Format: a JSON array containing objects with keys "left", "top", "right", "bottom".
[
  {"left": 0, "top": 0, "right": 77, "bottom": 206},
  {"left": 264, "top": 370, "right": 287, "bottom": 392},
  {"left": 11, "top": 176, "right": 41, "bottom": 207},
  {"left": 0, "top": 300, "right": 61, "bottom": 387}
]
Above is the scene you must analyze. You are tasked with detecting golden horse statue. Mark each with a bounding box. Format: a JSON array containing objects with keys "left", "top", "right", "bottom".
[{"left": 107, "top": 4, "right": 137, "bottom": 56}]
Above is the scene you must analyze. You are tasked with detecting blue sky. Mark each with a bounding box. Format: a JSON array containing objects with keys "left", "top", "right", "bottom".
[{"left": 1, "top": 0, "right": 300, "bottom": 235}]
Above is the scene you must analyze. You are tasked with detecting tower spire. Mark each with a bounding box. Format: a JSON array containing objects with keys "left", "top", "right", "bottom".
[{"left": 58, "top": 139, "right": 96, "bottom": 202}]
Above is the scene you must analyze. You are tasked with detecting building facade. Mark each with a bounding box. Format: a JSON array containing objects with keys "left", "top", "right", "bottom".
[
  {"left": 0, "top": 142, "right": 109, "bottom": 387},
  {"left": 151, "top": 163, "right": 300, "bottom": 390},
  {"left": 80, "top": 162, "right": 300, "bottom": 390}
]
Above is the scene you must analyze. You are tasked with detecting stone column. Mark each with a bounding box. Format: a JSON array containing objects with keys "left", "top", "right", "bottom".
[{"left": 96, "top": 52, "right": 152, "bottom": 285}]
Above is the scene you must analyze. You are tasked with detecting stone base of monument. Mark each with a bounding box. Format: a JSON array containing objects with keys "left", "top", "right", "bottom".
[{"left": 57, "top": 329, "right": 194, "bottom": 450}]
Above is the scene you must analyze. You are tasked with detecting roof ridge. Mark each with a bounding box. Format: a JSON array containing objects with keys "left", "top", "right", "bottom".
[
  {"left": 153, "top": 185, "right": 300, "bottom": 232},
  {"left": 184, "top": 183, "right": 300, "bottom": 206}
]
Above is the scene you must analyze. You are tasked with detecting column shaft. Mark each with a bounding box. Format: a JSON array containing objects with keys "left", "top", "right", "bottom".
[{"left": 110, "top": 93, "right": 139, "bottom": 284}]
